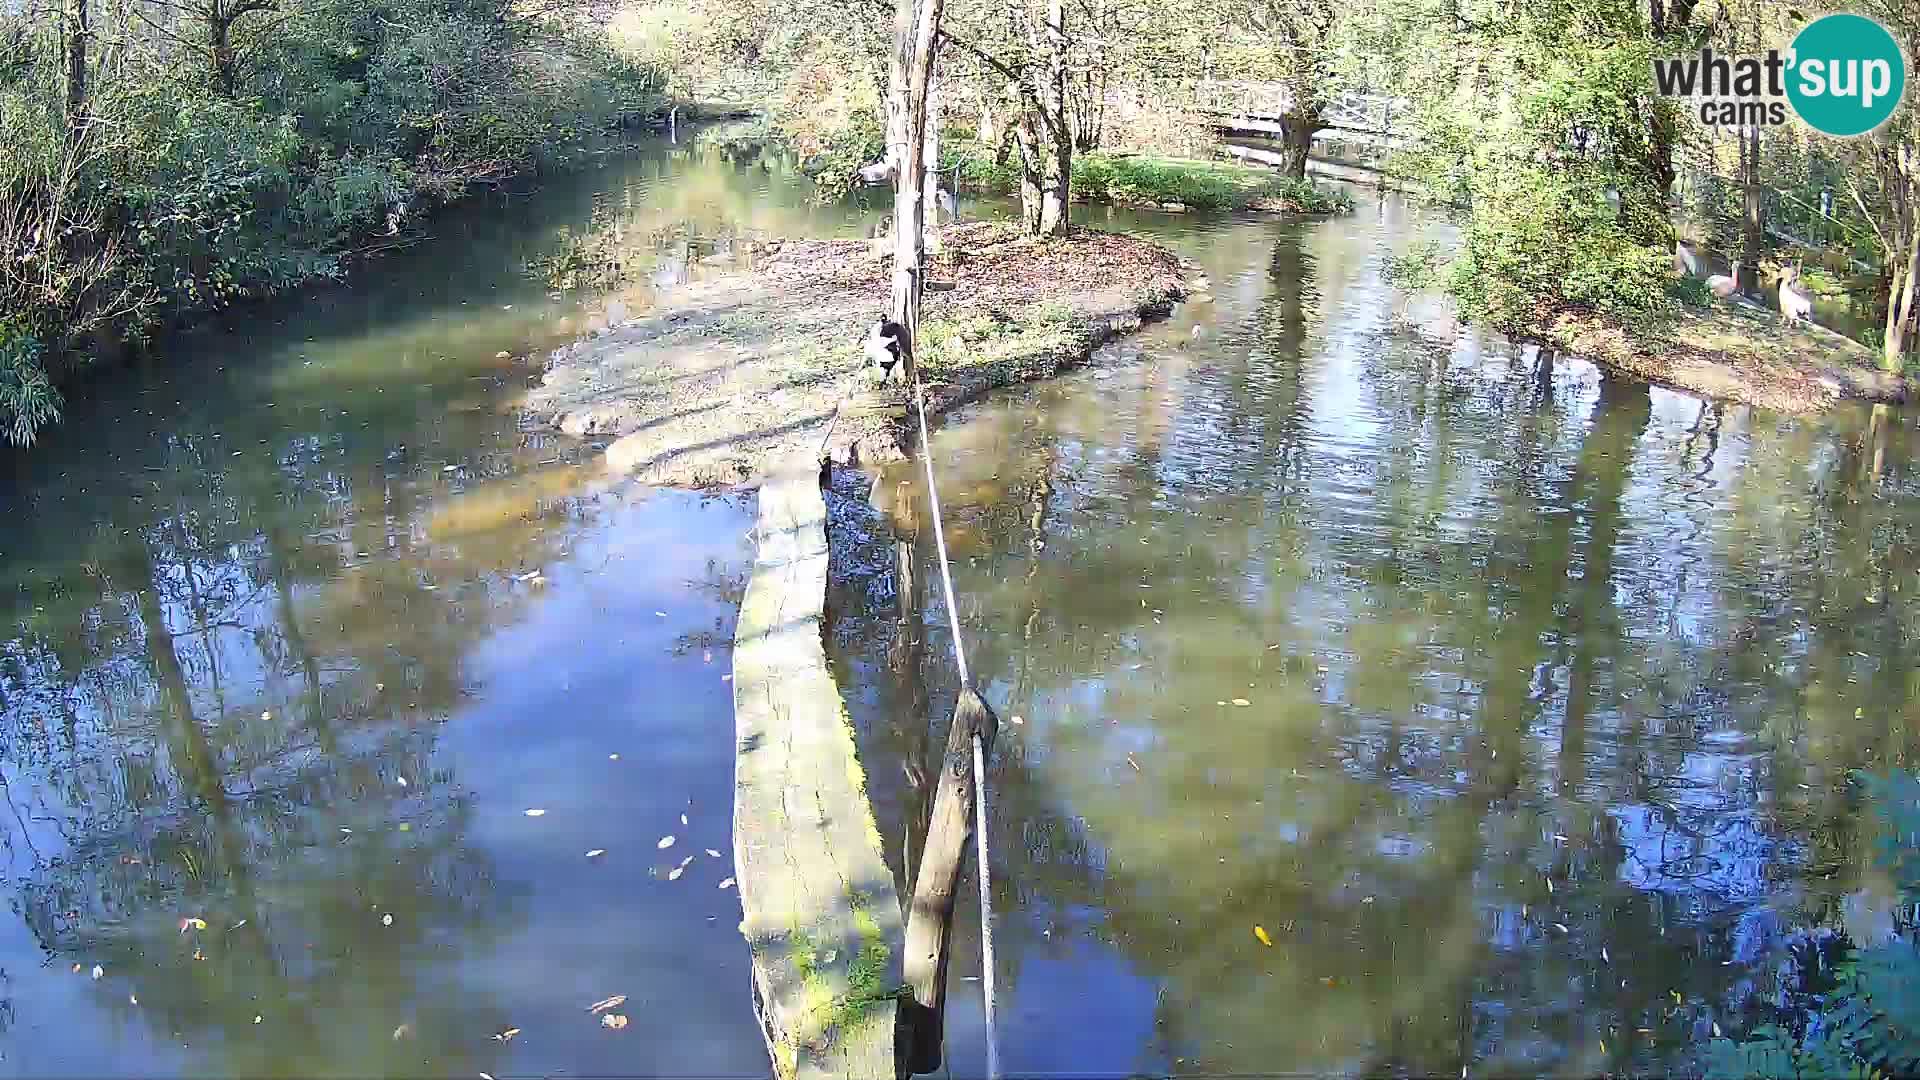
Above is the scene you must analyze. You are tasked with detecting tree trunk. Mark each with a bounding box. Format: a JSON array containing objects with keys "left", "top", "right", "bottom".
[
  {"left": 1277, "top": 109, "right": 1322, "bottom": 181},
  {"left": 64, "top": 0, "right": 87, "bottom": 135},
  {"left": 924, "top": 75, "right": 942, "bottom": 247},
  {"left": 1035, "top": 0, "right": 1070, "bottom": 236},
  {"left": 211, "top": 15, "right": 238, "bottom": 97},
  {"left": 1886, "top": 220, "right": 1917, "bottom": 370},
  {"left": 887, "top": 0, "right": 945, "bottom": 377},
  {"left": 1013, "top": 110, "right": 1046, "bottom": 235},
  {"left": 1739, "top": 124, "right": 1764, "bottom": 294}
]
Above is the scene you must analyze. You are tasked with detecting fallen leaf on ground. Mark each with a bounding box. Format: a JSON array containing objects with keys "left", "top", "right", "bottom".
[
  {"left": 1253, "top": 926, "right": 1273, "bottom": 947},
  {"left": 524, "top": 808, "right": 546, "bottom": 817},
  {"left": 656, "top": 835, "right": 675, "bottom": 849},
  {"left": 587, "top": 995, "right": 627, "bottom": 1014},
  {"left": 492, "top": 1027, "right": 521, "bottom": 1043},
  {"left": 600, "top": 1014, "right": 628, "bottom": 1030}
]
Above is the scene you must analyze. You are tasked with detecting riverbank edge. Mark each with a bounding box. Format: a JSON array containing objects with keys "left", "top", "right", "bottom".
[
  {"left": 525, "top": 222, "right": 1192, "bottom": 487},
  {"left": 1519, "top": 300, "right": 1910, "bottom": 413},
  {"left": 26, "top": 100, "right": 745, "bottom": 442}
]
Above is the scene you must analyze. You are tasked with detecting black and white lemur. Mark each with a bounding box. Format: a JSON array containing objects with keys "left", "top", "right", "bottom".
[{"left": 864, "top": 318, "right": 911, "bottom": 385}]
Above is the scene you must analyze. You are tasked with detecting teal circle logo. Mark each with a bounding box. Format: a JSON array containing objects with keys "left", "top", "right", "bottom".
[{"left": 1787, "top": 13, "right": 1907, "bottom": 137}]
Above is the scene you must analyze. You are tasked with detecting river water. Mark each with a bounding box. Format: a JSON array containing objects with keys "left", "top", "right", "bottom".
[{"left": 0, "top": 131, "right": 1914, "bottom": 1077}]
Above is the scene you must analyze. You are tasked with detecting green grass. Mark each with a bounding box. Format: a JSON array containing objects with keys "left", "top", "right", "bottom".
[
  {"left": 918, "top": 303, "right": 1077, "bottom": 375},
  {"left": 940, "top": 147, "right": 1354, "bottom": 215}
]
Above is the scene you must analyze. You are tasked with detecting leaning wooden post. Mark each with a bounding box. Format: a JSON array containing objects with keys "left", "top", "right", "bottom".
[{"left": 897, "top": 687, "right": 999, "bottom": 1075}]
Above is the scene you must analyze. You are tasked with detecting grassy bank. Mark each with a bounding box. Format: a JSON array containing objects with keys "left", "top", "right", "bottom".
[
  {"left": 0, "top": 0, "right": 676, "bottom": 447},
  {"left": 525, "top": 221, "right": 1192, "bottom": 485},
  {"left": 1530, "top": 297, "right": 1909, "bottom": 413},
  {"left": 946, "top": 150, "right": 1355, "bottom": 215}
]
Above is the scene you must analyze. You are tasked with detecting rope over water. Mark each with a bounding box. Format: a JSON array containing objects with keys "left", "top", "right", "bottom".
[{"left": 904, "top": 286, "right": 1000, "bottom": 1080}]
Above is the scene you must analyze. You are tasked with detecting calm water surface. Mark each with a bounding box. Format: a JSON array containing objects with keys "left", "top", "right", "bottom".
[
  {"left": 0, "top": 131, "right": 879, "bottom": 1077},
  {"left": 829, "top": 195, "right": 1920, "bottom": 1077},
  {"left": 4, "top": 132, "right": 1915, "bottom": 1078}
]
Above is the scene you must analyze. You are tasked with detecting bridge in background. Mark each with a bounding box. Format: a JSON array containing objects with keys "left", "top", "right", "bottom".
[{"left": 1192, "top": 82, "right": 1410, "bottom": 177}]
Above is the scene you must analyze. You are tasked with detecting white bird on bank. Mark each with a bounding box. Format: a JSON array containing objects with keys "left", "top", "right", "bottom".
[{"left": 1704, "top": 260, "right": 1741, "bottom": 299}]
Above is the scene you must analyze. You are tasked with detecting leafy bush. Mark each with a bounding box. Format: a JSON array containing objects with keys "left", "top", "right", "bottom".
[
  {"left": 0, "top": 0, "right": 670, "bottom": 445},
  {"left": 0, "top": 320, "right": 57, "bottom": 447}
]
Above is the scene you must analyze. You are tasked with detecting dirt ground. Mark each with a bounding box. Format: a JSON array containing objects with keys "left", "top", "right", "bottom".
[
  {"left": 522, "top": 222, "right": 1190, "bottom": 487},
  {"left": 1538, "top": 298, "right": 1909, "bottom": 414}
]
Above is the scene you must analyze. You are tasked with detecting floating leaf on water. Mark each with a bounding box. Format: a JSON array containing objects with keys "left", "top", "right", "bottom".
[
  {"left": 91, "top": 964, "right": 104, "bottom": 980},
  {"left": 382, "top": 914, "right": 394, "bottom": 927},
  {"left": 587, "top": 995, "right": 627, "bottom": 1014},
  {"left": 1253, "top": 925, "right": 1273, "bottom": 947},
  {"left": 706, "top": 849, "right": 721, "bottom": 858},
  {"left": 657, "top": 835, "right": 676, "bottom": 849},
  {"left": 599, "top": 1014, "right": 628, "bottom": 1030},
  {"left": 586, "top": 849, "right": 607, "bottom": 858},
  {"left": 719, "top": 877, "right": 735, "bottom": 890},
  {"left": 524, "top": 809, "right": 547, "bottom": 817},
  {"left": 492, "top": 1027, "right": 521, "bottom": 1043},
  {"left": 1231, "top": 698, "right": 1251, "bottom": 707}
]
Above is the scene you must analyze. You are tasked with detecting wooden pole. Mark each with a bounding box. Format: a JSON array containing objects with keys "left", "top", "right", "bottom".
[
  {"left": 888, "top": 0, "right": 944, "bottom": 385},
  {"left": 897, "top": 686, "right": 999, "bottom": 1076}
]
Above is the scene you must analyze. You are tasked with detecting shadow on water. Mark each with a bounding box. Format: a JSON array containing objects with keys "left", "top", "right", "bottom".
[
  {"left": 0, "top": 127, "right": 878, "bottom": 1077},
  {"left": 828, "top": 189, "right": 1920, "bottom": 1076}
]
